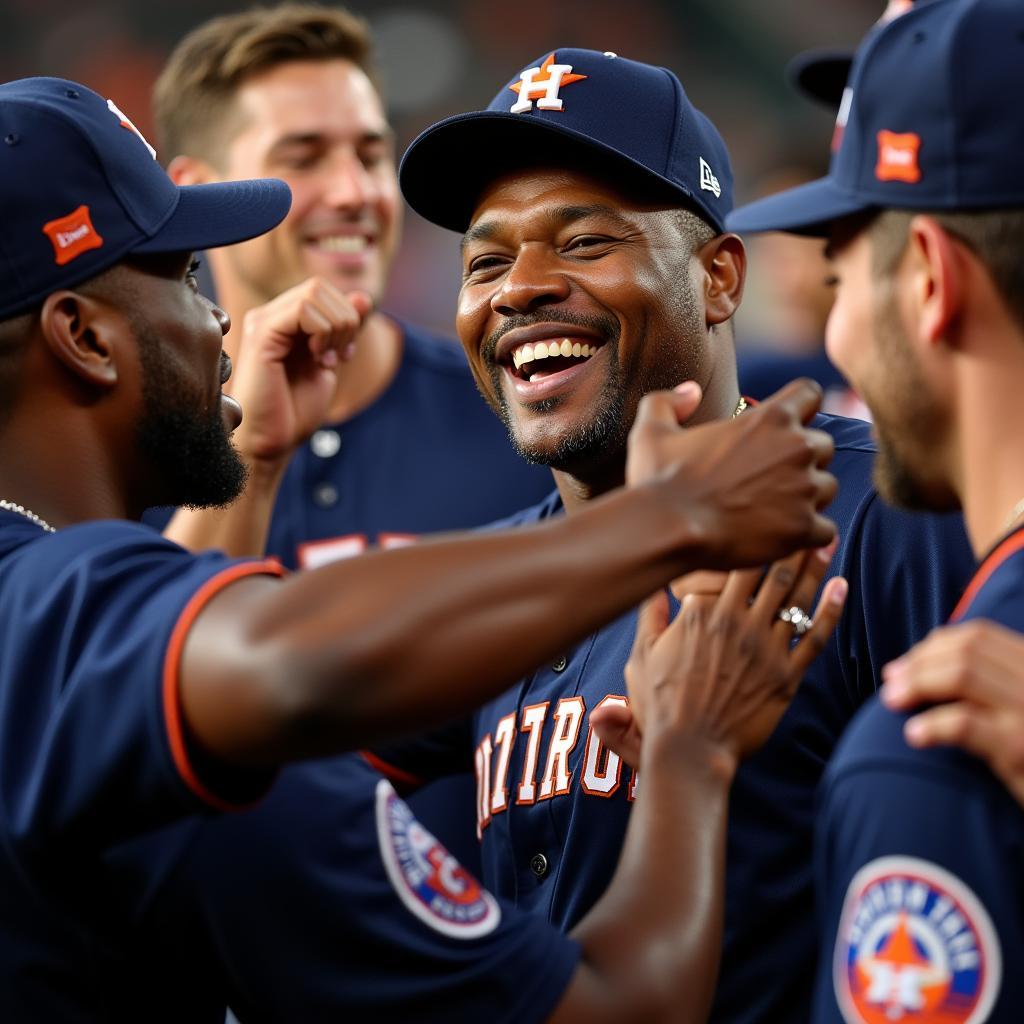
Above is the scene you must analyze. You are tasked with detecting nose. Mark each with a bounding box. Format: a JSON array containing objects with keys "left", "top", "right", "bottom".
[
  {"left": 491, "top": 245, "right": 571, "bottom": 316},
  {"left": 210, "top": 301, "right": 230, "bottom": 337},
  {"left": 323, "top": 150, "right": 379, "bottom": 212}
]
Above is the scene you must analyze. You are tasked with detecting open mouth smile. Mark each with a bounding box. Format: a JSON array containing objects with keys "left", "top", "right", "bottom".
[{"left": 509, "top": 337, "right": 603, "bottom": 382}]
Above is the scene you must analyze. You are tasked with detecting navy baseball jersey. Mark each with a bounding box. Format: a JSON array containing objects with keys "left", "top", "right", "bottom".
[
  {"left": 146, "top": 316, "right": 554, "bottom": 870},
  {"left": 813, "top": 527, "right": 1024, "bottom": 1023},
  {"left": 0, "top": 513, "right": 580, "bottom": 1022},
  {"left": 372, "top": 413, "right": 977, "bottom": 1024}
]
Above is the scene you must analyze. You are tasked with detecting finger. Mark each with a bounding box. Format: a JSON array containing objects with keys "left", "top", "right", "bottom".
[
  {"left": 346, "top": 289, "right": 375, "bottom": 320},
  {"left": 632, "top": 589, "right": 672, "bottom": 656},
  {"left": 812, "top": 467, "right": 839, "bottom": 509},
  {"left": 632, "top": 382, "right": 703, "bottom": 433},
  {"left": 903, "top": 702, "right": 998, "bottom": 758},
  {"left": 670, "top": 569, "right": 728, "bottom": 601},
  {"left": 590, "top": 704, "right": 643, "bottom": 770},
  {"left": 718, "top": 565, "right": 768, "bottom": 612},
  {"left": 883, "top": 620, "right": 1023, "bottom": 710},
  {"left": 806, "top": 428, "right": 837, "bottom": 470},
  {"left": 759, "top": 377, "right": 824, "bottom": 427},
  {"left": 788, "top": 575, "right": 848, "bottom": 679},
  {"left": 749, "top": 549, "right": 808, "bottom": 625},
  {"left": 760, "top": 536, "right": 839, "bottom": 630}
]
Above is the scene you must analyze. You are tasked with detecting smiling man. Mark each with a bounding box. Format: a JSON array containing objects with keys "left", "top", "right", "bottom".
[
  {"left": 373, "top": 48, "right": 978, "bottom": 1024},
  {"left": 727, "top": 0, "right": 1024, "bottom": 1018}
]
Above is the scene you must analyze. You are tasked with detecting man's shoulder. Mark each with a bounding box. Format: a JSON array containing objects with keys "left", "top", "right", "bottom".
[
  {"left": 814, "top": 411, "right": 876, "bottom": 455},
  {"left": 395, "top": 318, "right": 474, "bottom": 379}
]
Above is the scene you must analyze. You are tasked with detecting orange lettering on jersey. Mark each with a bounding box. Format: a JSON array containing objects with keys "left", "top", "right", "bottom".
[
  {"left": 42, "top": 205, "right": 103, "bottom": 266},
  {"left": 581, "top": 694, "right": 628, "bottom": 797},
  {"left": 876, "top": 130, "right": 922, "bottom": 183},
  {"left": 474, "top": 734, "right": 493, "bottom": 836},
  {"left": 489, "top": 714, "right": 517, "bottom": 815},
  {"left": 538, "top": 697, "right": 585, "bottom": 799},
  {"left": 515, "top": 702, "right": 550, "bottom": 805}
]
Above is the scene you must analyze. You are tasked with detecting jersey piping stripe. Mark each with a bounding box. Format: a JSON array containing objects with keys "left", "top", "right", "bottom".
[
  {"left": 951, "top": 527, "right": 1024, "bottom": 622},
  {"left": 162, "top": 559, "right": 285, "bottom": 812},
  {"left": 362, "top": 751, "right": 425, "bottom": 789}
]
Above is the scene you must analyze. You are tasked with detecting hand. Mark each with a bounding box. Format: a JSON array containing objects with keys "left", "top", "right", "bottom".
[
  {"left": 591, "top": 543, "right": 848, "bottom": 770},
  {"left": 227, "top": 277, "right": 373, "bottom": 463},
  {"left": 882, "top": 619, "right": 1024, "bottom": 809},
  {"left": 626, "top": 379, "right": 837, "bottom": 569}
]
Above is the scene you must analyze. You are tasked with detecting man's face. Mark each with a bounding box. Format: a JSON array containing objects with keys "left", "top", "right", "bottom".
[
  {"left": 825, "top": 220, "right": 956, "bottom": 511},
  {"left": 456, "top": 167, "right": 709, "bottom": 478},
  {"left": 123, "top": 254, "right": 247, "bottom": 508},
  {"left": 213, "top": 59, "right": 401, "bottom": 305}
]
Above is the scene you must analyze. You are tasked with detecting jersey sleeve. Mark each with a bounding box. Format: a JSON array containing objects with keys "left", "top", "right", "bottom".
[
  {"left": 184, "top": 760, "right": 580, "bottom": 1023},
  {"left": 367, "top": 714, "right": 476, "bottom": 791},
  {"left": 0, "top": 521, "right": 283, "bottom": 855},
  {"left": 813, "top": 703, "right": 1024, "bottom": 1023}
]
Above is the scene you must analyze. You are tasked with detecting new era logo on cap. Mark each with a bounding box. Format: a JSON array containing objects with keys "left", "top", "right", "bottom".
[
  {"left": 700, "top": 158, "right": 722, "bottom": 198},
  {"left": 509, "top": 53, "right": 588, "bottom": 113}
]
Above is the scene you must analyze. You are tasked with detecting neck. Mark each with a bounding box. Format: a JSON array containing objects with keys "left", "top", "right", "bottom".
[
  {"left": 555, "top": 384, "right": 744, "bottom": 515},
  {"left": 951, "top": 319, "right": 1024, "bottom": 557}
]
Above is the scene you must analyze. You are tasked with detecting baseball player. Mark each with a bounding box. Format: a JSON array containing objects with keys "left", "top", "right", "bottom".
[
  {"left": 149, "top": 4, "right": 559, "bottom": 868},
  {"left": 727, "top": 0, "right": 1024, "bottom": 1018},
  {"left": 0, "top": 76, "right": 841, "bottom": 1021},
  {"left": 370, "top": 47, "right": 978, "bottom": 1024}
]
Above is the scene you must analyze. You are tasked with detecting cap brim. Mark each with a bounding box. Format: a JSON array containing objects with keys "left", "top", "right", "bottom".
[
  {"left": 726, "top": 176, "right": 873, "bottom": 237},
  {"left": 132, "top": 177, "right": 291, "bottom": 254},
  {"left": 786, "top": 49, "right": 853, "bottom": 109},
  {"left": 400, "top": 112, "right": 711, "bottom": 234}
]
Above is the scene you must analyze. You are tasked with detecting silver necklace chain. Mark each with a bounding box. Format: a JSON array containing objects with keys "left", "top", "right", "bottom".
[{"left": 0, "top": 500, "right": 56, "bottom": 533}]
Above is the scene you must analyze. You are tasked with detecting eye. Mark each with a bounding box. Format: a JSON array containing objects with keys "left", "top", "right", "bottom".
[
  {"left": 563, "top": 234, "right": 612, "bottom": 253},
  {"left": 186, "top": 258, "right": 202, "bottom": 290},
  {"left": 466, "top": 254, "right": 508, "bottom": 275}
]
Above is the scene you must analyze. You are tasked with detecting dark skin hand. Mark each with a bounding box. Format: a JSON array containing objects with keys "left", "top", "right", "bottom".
[
  {"left": 181, "top": 377, "right": 836, "bottom": 765},
  {"left": 551, "top": 539, "right": 848, "bottom": 1023}
]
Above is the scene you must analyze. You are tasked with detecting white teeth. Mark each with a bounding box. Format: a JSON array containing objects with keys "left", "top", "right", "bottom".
[
  {"left": 510, "top": 338, "right": 601, "bottom": 373},
  {"left": 316, "top": 235, "right": 368, "bottom": 253}
]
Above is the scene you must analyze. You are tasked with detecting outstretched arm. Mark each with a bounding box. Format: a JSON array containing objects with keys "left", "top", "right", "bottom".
[{"left": 181, "top": 379, "right": 837, "bottom": 765}]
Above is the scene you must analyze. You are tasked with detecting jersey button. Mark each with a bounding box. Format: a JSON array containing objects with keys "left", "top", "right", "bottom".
[
  {"left": 551, "top": 656, "right": 568, "bottom": 673},
  {"left": 313, "top": 482, "right": 339, "bottom": 508},
  {"left": 310, "top": 429, "right": 342, "bottom": 458},
  {"left": 530, "top": 853, "right": 549, "bottom": 878}
]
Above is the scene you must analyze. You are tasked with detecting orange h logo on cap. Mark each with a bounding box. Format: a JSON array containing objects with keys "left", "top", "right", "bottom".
[
  {"left": 509, "top": 53, "right": 587, "bottom": 114},
  {"left": 876, "top": 130, "right": 922, "bottom": 183}
]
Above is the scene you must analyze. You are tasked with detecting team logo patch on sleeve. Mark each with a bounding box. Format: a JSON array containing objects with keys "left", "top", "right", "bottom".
[
  {"left": 833, "top": 855, "right": 1001, "bottom": 1024},
  {"left": 375, "top": 779, "right": 501, "bottom": 939}
]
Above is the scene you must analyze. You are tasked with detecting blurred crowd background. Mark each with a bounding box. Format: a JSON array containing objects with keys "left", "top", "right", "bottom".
[{"left": 0, "top": 0, "right": 881, "bottom": 365}]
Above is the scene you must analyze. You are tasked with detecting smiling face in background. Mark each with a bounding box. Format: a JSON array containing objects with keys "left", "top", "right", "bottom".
[
  {"left": 456, "top": 166, "right": 712, "bottom": 481},
  {"left": 212, "top": 59, "right": 401, "bottom": 307}
]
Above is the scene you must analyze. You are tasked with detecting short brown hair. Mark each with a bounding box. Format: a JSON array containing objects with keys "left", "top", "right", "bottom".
[
  {"left": 154, "top": 4, "right": 378, "bottom": 165},
  {"left": 870, "top": 208, "right": 1024, "bottom": 329}
]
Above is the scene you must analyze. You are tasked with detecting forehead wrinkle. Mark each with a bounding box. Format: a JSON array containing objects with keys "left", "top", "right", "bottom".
[{"left": 462, "top": 203, "right": 636, "bottom": 251}]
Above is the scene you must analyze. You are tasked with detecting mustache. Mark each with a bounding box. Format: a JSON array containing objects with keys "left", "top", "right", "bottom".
[{"left": 482, "top": 308, "right": 620, "bottom": 364}]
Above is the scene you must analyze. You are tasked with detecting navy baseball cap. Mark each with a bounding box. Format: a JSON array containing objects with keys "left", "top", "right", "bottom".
[
  {"left": 0, "top": 77, "right": 291, "bottom": 319},
  {"left": 728, "top": 0, "right": 1024, "bottom": 237},
  {"left": 400, "top": 49, "right": 733, "bottom": 233}
]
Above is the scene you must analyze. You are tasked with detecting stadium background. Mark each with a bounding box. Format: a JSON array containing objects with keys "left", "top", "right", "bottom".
[{"left": 0, "top": 0, "right": 880, "bottom": 339}]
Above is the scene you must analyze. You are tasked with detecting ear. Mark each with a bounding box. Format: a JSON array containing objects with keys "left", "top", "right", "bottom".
[
  {"left": 166, "top": 154, "right": 219, "bottom": 187},
  {"left": 38, "top": 290, "right": 123, "bottom": 390},
  {"left": 698, "top": 233, "right": 746, "bottom": 327},
  {"left": 905, "top": 215, "right": 965, "bottom": 348}
]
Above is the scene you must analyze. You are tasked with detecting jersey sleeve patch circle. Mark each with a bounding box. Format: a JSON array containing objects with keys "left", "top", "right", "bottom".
[
  {"left": 375, "top": 778, "right": 501, "bottom": 939},
  {"left": 833, "top": 855, "right": 1002, "bottom": 1024}
]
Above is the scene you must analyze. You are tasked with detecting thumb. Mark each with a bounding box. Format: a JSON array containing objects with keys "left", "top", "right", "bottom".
[
  {"left": 633, "top": 382, "right": 702, "bottom": 434},
  {"left": 590, "top": 704, "right": 643, "bottom": 769},
  {"left": 346, "top": 289, "right": 375, "bottom": 322}
]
